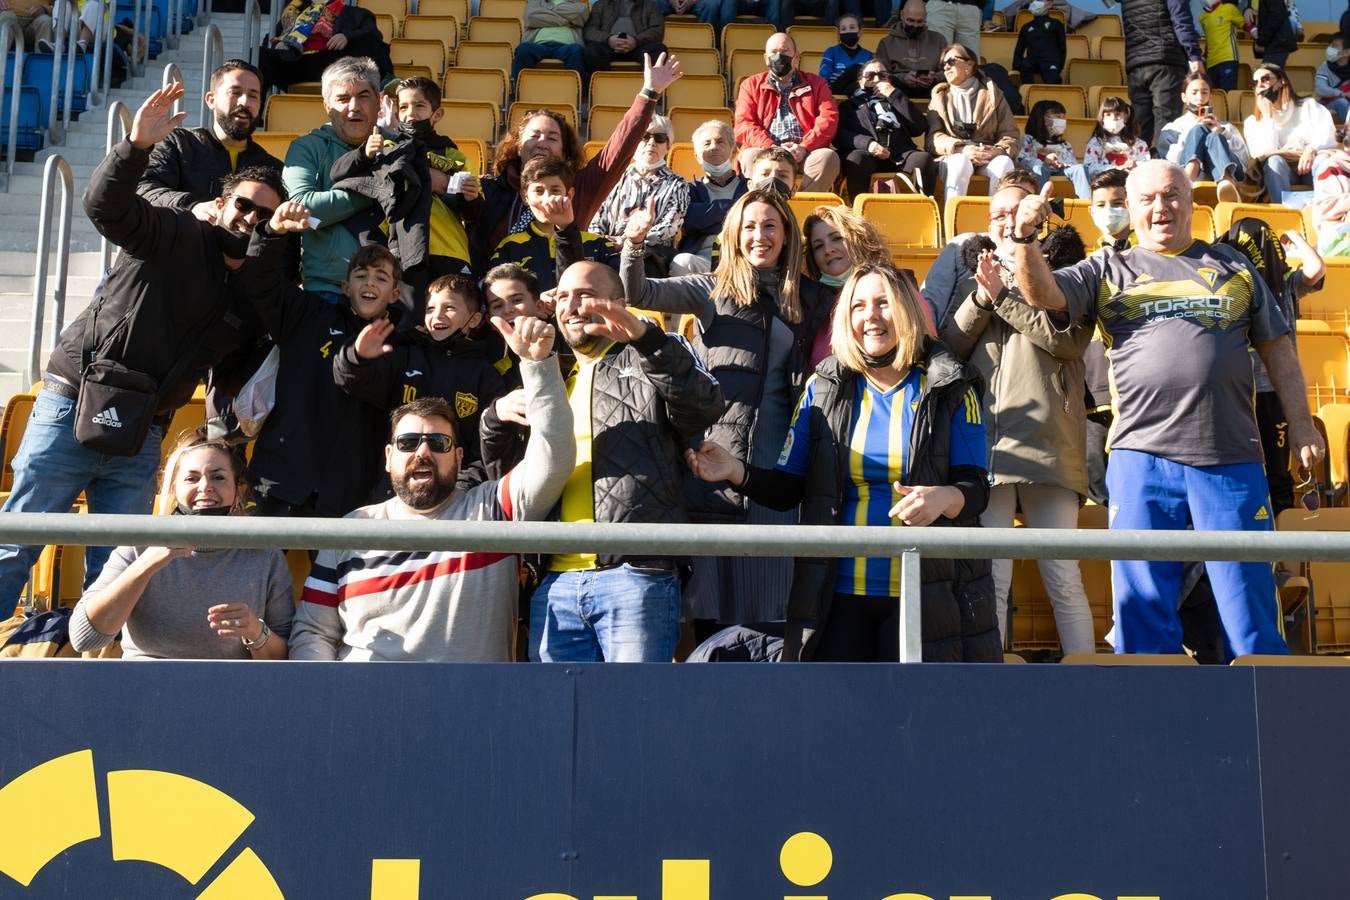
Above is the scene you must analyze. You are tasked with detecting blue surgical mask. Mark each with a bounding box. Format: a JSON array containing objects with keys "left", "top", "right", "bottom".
[{"left": 818, "top": 268, "right": 852, "bottom": 287}]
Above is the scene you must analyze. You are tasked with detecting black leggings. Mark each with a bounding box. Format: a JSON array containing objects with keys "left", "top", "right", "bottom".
[
  {"left": 813, "top": 593, "right": 901, "bottom": 661},
  {"left": 1255, "top": 390, "right": 1294, "bottom": 516}
]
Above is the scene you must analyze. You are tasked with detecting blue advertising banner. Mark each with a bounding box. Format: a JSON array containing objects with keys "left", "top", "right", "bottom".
[{"left": 0, "top": 662, "right": 1345, "bottom": 899}]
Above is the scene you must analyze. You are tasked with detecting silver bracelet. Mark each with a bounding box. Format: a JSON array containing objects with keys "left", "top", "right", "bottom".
[{"left": 241, "top": 620, "right": 271, "bottom": 651}]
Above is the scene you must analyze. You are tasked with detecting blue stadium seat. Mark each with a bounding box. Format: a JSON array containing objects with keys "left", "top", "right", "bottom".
[
  {"left": 0, "top": 85, "right": 44, "bottom": 155},
  {"left": 21, "top": 51, "right": 92, "bottom": 118}
]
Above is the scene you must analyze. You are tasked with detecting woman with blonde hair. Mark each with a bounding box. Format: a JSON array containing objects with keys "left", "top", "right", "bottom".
[
  {"left": 802, "top": 204, "right": 891, "bottom": 368},
  {"left": 686, "top": 265, "right": 999, "bottom": 661},
  {"left": 68, "top": 436, "right": 293, "bottom": 660},
  {"left": 621, "top": 188, "right": 832, "bottom": 635}
]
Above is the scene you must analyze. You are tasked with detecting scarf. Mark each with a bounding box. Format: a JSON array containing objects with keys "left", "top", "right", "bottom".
[{"left": 277, "top": 0, "right": 345, "bottom": 53}]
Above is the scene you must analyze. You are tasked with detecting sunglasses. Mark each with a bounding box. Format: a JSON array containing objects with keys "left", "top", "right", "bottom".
[
  {"left": 942, "top": 56, "right": 971, "bottom": 66},
  {"left": 231, "top": 195, "right": 275, "bottom": 221},
  {"left": 1252, "top": 75, "right": 1277, "bottom": 86},
  {"left": 641, "top": 132, "right": 670, "bottom": 144},
  {"left": 394, "top": 432, "right": 455, "bottom": 453},
  {"left": 861, "top": 71, "right": 883, "bottom": 80},
  {"left": 1295, "top": 470, "right": 1322, "bottom": 512}
]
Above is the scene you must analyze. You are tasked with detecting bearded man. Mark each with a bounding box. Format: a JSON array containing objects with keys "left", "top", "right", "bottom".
[
  {"left": 289, "top": 315, "right": 576, "bottom": 662},
  {"left": 138, "top": 59, "right": 279, "bottom": 222}
]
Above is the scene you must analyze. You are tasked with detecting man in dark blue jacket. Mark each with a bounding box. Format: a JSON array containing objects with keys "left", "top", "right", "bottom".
[{"left": 1119, "top": 0, "right": 1206, "bottom": 143}]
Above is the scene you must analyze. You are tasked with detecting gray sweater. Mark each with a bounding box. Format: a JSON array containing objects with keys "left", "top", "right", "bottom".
[{"left": 70, "top": 546, "right": 294, "bottom": 659}]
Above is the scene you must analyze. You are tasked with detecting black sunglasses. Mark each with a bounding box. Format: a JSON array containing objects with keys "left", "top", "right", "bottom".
[
  {"left": 642, "top": 132, "right": 670, "bottom": 144},
  {"left": 394, "top": 432, "right": 455, "bottom": 453},
  {"left": 941, "top": 55, "right": 971, "bottom": 66},
  {"left": 231, "top": 195, "right": 275, "bottom": 221}
]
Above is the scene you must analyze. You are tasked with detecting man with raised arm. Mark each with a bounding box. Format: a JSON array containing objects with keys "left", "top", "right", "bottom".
[
  {"left": 289, "top": 312, "right": 575, "bottom": 662},
  {"left": 1009, "top": 160, "right": 1324, "bottom": 657}
]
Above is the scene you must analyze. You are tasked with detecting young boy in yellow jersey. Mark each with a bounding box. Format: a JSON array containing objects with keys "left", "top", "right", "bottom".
[{"left": 1200, "top": 0, "right": 1246, "bottom": 90}]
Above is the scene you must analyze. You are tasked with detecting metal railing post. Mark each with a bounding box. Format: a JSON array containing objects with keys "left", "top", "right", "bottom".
[
  {"left": 45, "top": 0, "right": 66, "bottom": 144},
  {"left": 87, "top": 0, "right": 104, "bottom": 105},
  {"left": 266, "top": 0, "right": 278, "bottom": 46},
  {"left": 199, "top": 23, "right": 222, "bottom": 128},
  {"left": 198, "top": 0, "right": 211, "bottom": 26},
  {"left": 898, "top": 550, "right": 922, "bottom": 663},
  {"left": 162, "top": 60, "right": 183, "bottom": 116},
  {"left": 100, "top": 101, "right": 131, "bottom": 274},
  {"left": 130, "top": 0, "right": 144, "bottom": 76},
  {"left": 0, "top": 23, "right": 22, "bottom": 192},
  {"left": 99, "top": 0, "right": 115, "bottom": 103},
  {"left": 59, "top": 0, "right": 78, "bottom": 136},
  {"left": 167, "top": 0, "right": 181, "bottom": 49},
  {"left": 27, "top": 155, "right": 74, "bottom": 387},
  {"left": 243, "top": 0, "right": 259, "bottom": 65}
]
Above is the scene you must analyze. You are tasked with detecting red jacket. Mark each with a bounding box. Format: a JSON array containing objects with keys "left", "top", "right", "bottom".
[{"left": 734, "top": 70, "right": 840, "bottom": 152}]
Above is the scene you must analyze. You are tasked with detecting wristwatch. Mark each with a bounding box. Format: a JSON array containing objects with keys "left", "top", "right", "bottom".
[
  {"left": 242, "top": 620, "right": 271, "bottom": 651},
  {"left": 640, "top": 87, "right": 660, "bottom": 100}
]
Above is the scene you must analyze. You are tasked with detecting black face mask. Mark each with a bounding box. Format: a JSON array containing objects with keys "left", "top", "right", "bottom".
[
  {"left": 768, "top": 53, "right": 794, "bottom": 78},
  {"left": 1260, "top": 85, "right": 1283, "bottom": 103},
  {"left": 398, "top": 117, "right": 438, "bottom": 141},
  {"left": 839, "top": 32, "right": 860, "bottom": 47},
  {"left": 861, "top": 346, "right": 898, "bottom": 368},
  {"left": 903, "top": 24, "right": 925, "bottom": 38},
  {"left": 173, "top": 503, "right": 233, "bottom": 516}
]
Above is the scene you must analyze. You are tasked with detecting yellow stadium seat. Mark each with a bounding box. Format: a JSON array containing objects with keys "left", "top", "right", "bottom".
[
  {"left": 1093, "top": 34, "right": 1125, "bottom": 63},
  {"left": 587, "top": 104, "right": 628, "bottom": 140},
  {"left": 358, "top": 0, "right": 407, "bottom": 25},
  {"left": 728, "top": 48, "right": 764, "bottom": 87},
  {"left": 443, "top": 67, "right": 508, "bottom": 113},
  {"left": 1286, "top": 65, "right": 1317, "bottom": 96},
  {"left": 892, "top": 248, "right": 942, "bottom": 283},
  {"left": 1020, "top": 83, "right": 1087, "bottom": 117},
  {"left": 390, "top": 38, "right": 446, "bottom": 77},
  {"left": 440, "top": 99, "right": 500, "bottom": 143},
  {"left": 373, "top": 12, "right": 397, "bottom": 41},
  {"left": 285, "top": 548, "right": 312, "bottom": 604},
  {"left": 860, "top": 27, "right": 888, "bottom": 50},
  {"left": 1214, "top": 202, "right": 1309, "bottom": 241},
  {"left": 507, "top": 101, "right": 577, "bottom": 132},
  {"left": 1074, "top": 14, "right": 1122, "bottom": 40},
  {"left": 442, "top": 135, "right": 486, "bottom": 174},
  {"left": 1317, "top": 403, "right": 1350, "bottom": 489},
  {"left": 455, "top": 41, "right": 513, "bottom": 75},
  {"left": 852, "top": 193, "right": 942, "bottom": 249},
  {"left": 418, "top": 0, "right": 466, "bottom": 18},
  {"left": 1287, "top": 42, "right": 1335, "bottom": 69},
  {"left": 161, "top": 398, "right": 205, "bottom": 453},
  {"left": 467, "top": 16, "right": 521, "bottom": 44},
  {"left": 263, "top": 94, "right": 327, "bottom": 133},
  {"left": 677, "top": 47, "right": 722, "bottom": 76},
  {"left": 1232, "top": 89, "right": 1256, "bottom": 123},
  {"left": 1, "top": 391, "right": 34, "bottom": 492},
  {"left": 516, "top": 68, "right": 581, "bottom": 109},
  {"left": 1064, "top": 33, "right": 1089, "bottom": 61},
  {"left": 1296, "top": 320, "right": 1350, "bottom": 401},
  {"left": 944, "top": 195, "right": 990, "bottom": 240},
  {"left": 394, "top": 64, "right": 436, "bottom": 81},
  {"left": 666, "top": 141, "right": 701, "bottom": 180},
  {"left": 665, "top": 20, "right": 715, "bottom": 49},
  {"left": 477, "top": 0, "right": 524, "bottom": 18},
  {"left": 250, "top": 131, "right": 299, "bottom": 161},
  {"left": 401, "top": 15, "right": 458, "bottom": 55},
  {"left": 1057, "top": 198, "right": 1105, "bottom": 246},
  {"left": 785, "top": 24, "right": 835, "bottom": 55},
  {"left": 800, "top": 50, "right": 825, "bottom": 74},
  {"left": 979, "top": 32, "right": 1018, "bottom": 69},
  {"left": 1274, "top": 508, "right": 1350, "bottom": 653},
  {"left": 582, "top": 139, "right": 604, "bottom": 162},
  {"left": 667, "top": 106, "right": 732, "bottom": 140},
  {"left": 667, "top": 74, "right": 727, "bottom": 110},
  {"left": 588, "top": 71, "right": 643, "bottom": 107},
  {"left": 721, "top": 21, "right": 773, "bottom": 57},
  {"left": 1061, "top": 653, "right": 1198, "bottom": 665},
  {"left": 1086, "top": 84, "right": 1129, "bottom": 116},
  {"left": 1062, "top": 116, "right": 1096, "bottom": 154},
  {"left": 1190, "top": 204, "right": 1216, "bottom": 241},
  {"left": 1301, "top": 262, "right": 1350, "bottom": 327},
  {"left": 788, "top": 192, "right": 845, "bottom": 230},
  {"left": 1013, "top": 7, "right": 1065, "bottom": 30},
  {"left": 1208, "top": 89, "right": 1230, "bottom": 122},
  {"left": 1065, "top": 58, "right": 1123, "bottom": 87}
]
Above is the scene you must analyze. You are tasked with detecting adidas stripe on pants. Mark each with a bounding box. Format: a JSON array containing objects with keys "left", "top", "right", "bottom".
[{"left": 1105, "top": 448, "right": 1287, "bottom": 658}]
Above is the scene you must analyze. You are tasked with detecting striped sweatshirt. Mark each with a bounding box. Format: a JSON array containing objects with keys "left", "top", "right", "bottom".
[{"left": 288, "top": 358, "right": 575, "bottom": 661}]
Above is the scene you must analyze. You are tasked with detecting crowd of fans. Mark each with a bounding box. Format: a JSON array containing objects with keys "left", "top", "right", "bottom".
[{"left": 7, "top": 0, "right": 1350, "bottom": 664}]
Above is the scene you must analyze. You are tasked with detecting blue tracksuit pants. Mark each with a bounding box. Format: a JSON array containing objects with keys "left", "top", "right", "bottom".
[{"left": 1106, "top": 448, "right": 1288, "bottom": 657}]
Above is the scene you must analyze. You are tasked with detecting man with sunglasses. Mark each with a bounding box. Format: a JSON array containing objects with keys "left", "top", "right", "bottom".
[
  {"left": 290, "top": 316, "right": 575, "bottom": 662},
  {"left": 0, "top": 83, "right": 284, "bottom": 607}
]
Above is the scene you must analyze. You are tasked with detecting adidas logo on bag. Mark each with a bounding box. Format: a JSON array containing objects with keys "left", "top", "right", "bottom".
[{"left": 92, "top": 407, "right": 123, "bottom": 428}]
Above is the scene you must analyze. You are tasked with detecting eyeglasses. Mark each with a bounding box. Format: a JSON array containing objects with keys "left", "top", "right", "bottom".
[
  {"left": 860, "top": 71, "right": 883, "bottom": 81},
  {"left": 1296, "top": 470, "right": 1322, "bottom": 512},
  {"left": 231, "top": 195, "right": 275, "bottom": 221},
  {"left": 941, "top": 56, "right": 970, "bottom": 67},
  {"left": 641, "top": 132, "right": 670, "bottom": 144},
  {"left": 394, "top": 432, "right": 455, "bottom": 453}
]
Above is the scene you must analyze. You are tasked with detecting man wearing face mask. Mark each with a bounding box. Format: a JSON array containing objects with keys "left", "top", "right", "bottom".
[
  {"left": 138, "top": 60, "right": 280, "bottom": 223},
  {"left": 673, "top": 120, "right": 747, "bottom": 276},
  {"left": 735, "top": 32, "right": 841, "bottom": 193},
  {"left": 875, "top": 0, "right": 946, "bottom": 98},
  {"left": 836, "top": 59, "right": 936, "bottom": 197},
  {"left": 0, "top": 83, "right": 283, "bottom": 608}
]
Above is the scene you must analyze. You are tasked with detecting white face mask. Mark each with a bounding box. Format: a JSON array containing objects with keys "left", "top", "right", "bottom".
[
  {"left": 1329, "top": 46, "right": 1344, "bottom": 62},
  {"left": 1101, "top": 116, "right": 1126, "bottom": 136},
  {"left": 701, "top": 157, "right": 734, "bottom": 177},
  {"left": 1029, "top": 1, "right": 1047, "bottom": 14},
  {"left": 1047, "top": 117, "right": 1067, "bottom": 136},
  {"left": 1091, "top": 205, "right": 1130, "bottom": 237}
]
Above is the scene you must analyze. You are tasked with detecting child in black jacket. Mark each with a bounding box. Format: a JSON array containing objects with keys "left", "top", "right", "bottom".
[{"left": 1013, "top": 1, "right": 1067, "bottom": 85}]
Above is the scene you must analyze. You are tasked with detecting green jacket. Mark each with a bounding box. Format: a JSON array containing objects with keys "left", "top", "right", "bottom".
[{"left": 282, "top": 123, "right": 375, "bottom": 295}]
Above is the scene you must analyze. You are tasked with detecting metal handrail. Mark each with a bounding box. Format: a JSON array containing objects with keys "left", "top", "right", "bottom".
[
  {"left": 99, "top": 101, "right": 131, "bottom": 274},
  {"left": 198, "top": 23, "right": 222, "bottom": 128},
  {"left": 87, "top": 0, "right": 104, "bottom": 105},
  {"left": 26, "top": 155, "right": 73, "bottom": 387},
  {"left": 45, "top": 0, "right": 80, "bottom": 145},
  {"left": 198, "top": 0, "right": 211, "bottom": 26},
  {"left": 243, "top": 0, "right": 259, "bottom": 65},
  {"left": 130, "top": 0, "right": 145, "bottom": 77},
  {"left": 0, "top": 22, "right": 23, "bottom": 192},
  {"left": 266, "top": 0, "right": 279, "bottom": 45},
  {"left": 167, "top": 0, "right": 181, "bottom": 49},
  {"left": 161, "top": 60, "right": 184, "bottom": 117},
  {"left": 3, "top": 515, "right": 1348, "bottom": 663},
  {"left": 99, "top": 0, "right": 115, "bottom": 105}
]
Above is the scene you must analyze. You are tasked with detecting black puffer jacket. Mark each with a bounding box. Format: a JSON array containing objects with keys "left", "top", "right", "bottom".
[
  {"left": 1121, "top": 0, "right": 1203, "bottom": 67},
  {"left": 138, "top": 127, "right": 281, "bottom": 210},
  {"left": 742, "top": 346, "right": 999, "bottom": 663}
]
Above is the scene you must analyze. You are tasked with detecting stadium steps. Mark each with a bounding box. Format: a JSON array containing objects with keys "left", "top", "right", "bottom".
[{"left": 0, "top": 13, "right": 248, "bottom": 404}]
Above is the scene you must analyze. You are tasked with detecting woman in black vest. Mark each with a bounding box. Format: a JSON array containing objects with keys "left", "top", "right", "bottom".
[
  {"left": 620, "top": 189, "right": 830, "bottom": 636},
  {"left": 685, "top": 266, "right": 1001, "bottom": 662}
]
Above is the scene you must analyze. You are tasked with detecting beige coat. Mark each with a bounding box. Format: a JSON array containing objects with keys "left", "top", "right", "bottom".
[
  {"left": 926, "top": 74, "right": 1020, "bottom": 158},
  {"left": 939, "top": 279, "right": 1092, "bottom": 496}
]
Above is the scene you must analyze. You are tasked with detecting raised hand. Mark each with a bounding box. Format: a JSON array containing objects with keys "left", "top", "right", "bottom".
[
  {"left": 579, "top": 297, "right": 647, "bottom": 343},
  {"left": 974, "top": 249, "right": 1005, "bottom": 306},
  {"left": 268, "top": 200, "right": 313, "bottom": 233},
  {"left": 623, "top": 196, "right": 656, "bottom": 247},
  {"left": 354, "top": 318, "right": 396, "bottom": 360},
  {"left": 537, "top": 193, "right": 575, "bottom": 229},
  {"left": 129, "top": 83, "right": 188, "bottom": 150},
  {"left": 684, "top": 441, "right": 744, "bottom": 485},
  {"left": 644, "top": 52, "right": 683, "bottom": 95},
  {"left": 889, "top": 483, "right": 964, "bottom": 527},
  {"left": 364, "top": 125, "right": 383, "bottom": 159},
  {"left": 1012, "top": 181, "right": 1054, "bottom": 243},
  {"left": 492, "top": 314, "right": 556, "bottom": 362}
]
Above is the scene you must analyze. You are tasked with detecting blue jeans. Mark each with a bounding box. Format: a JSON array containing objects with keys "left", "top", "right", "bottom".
[
  {"left": 1028, "top": 160, "right": 1090, "bottom": 198},
  {"left": 511, "top": 41, "right": 585, "bottom": 81},
  {"left": 1325, "top": 96, "right": 1350, "bottom": 126},
  {"left": 531, "top": 564, "right": 682, "bottom": 662},
  {"left": 0, "top": 388, "right": 164, "bottom": 605},
  {"left": 683, "top": 0, "right": 785, "bottom": 31},
  {"left": 1105, "top": 448, "right": 1286, "bottom": 658},
  {"left": 1209, "top": 61, "right": 1238, "bottom": 91},
  {"left": 1177, "top": 123, "right": 1240, "bottom": 182}
]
